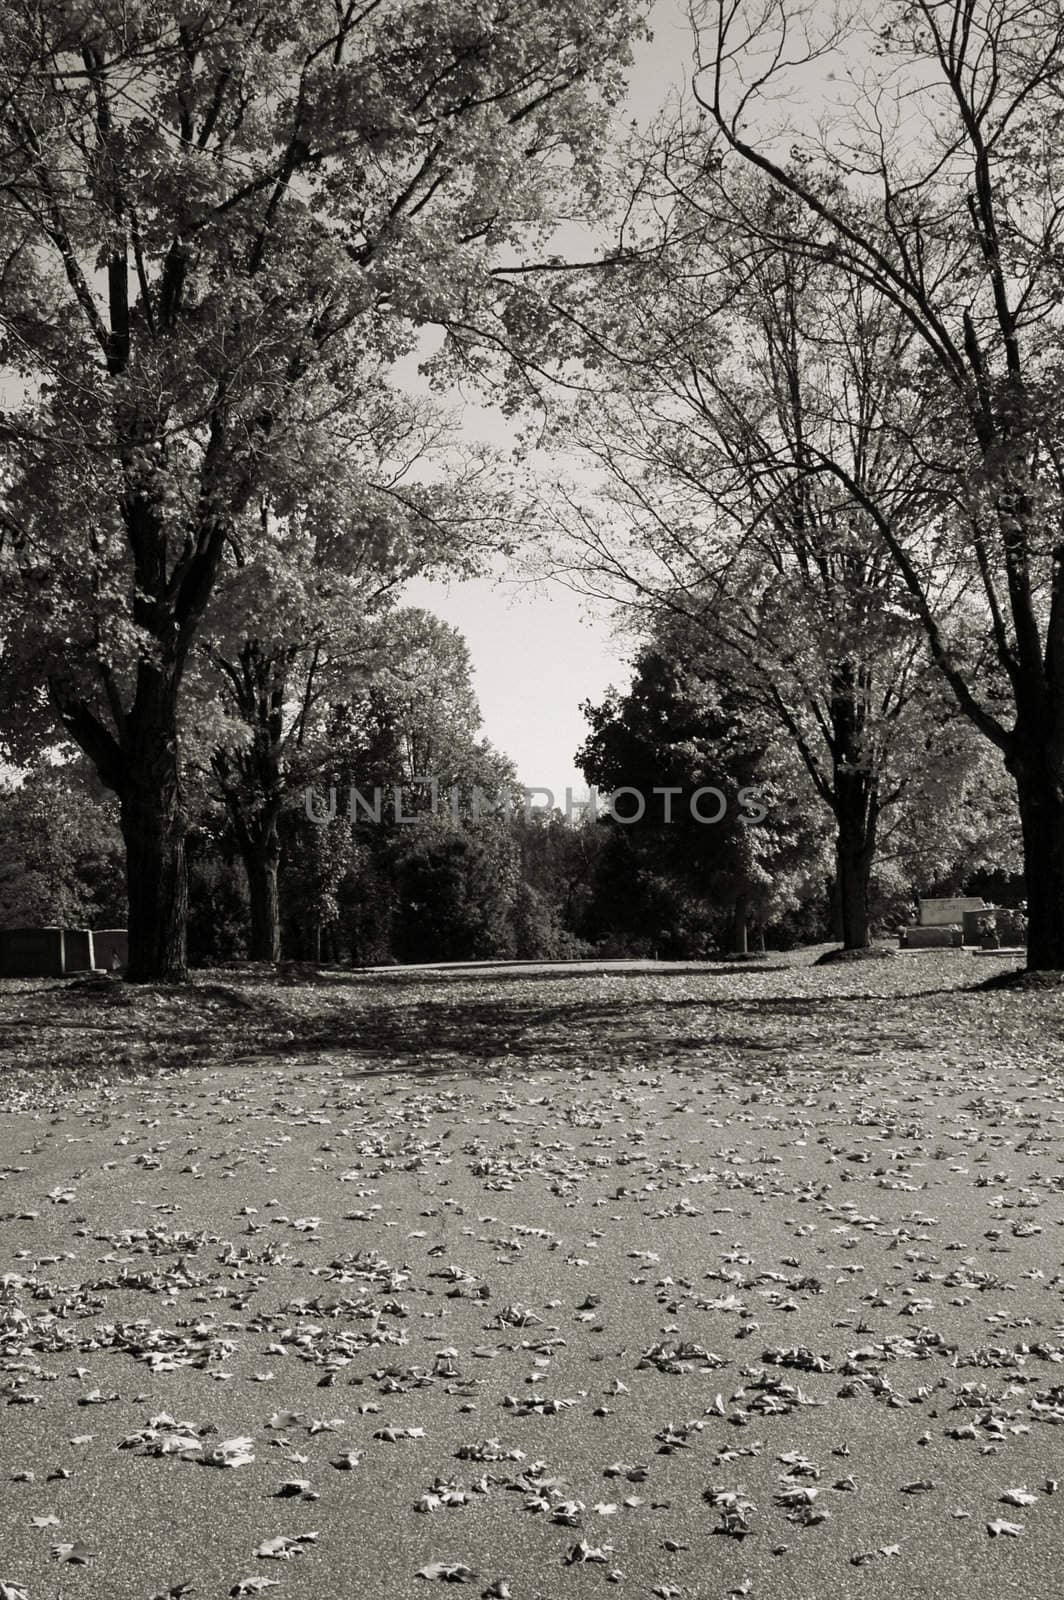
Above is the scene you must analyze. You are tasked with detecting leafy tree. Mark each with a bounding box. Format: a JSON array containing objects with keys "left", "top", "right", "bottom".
[
  {"left": 696, "top": 0, "right": 1064, "bottom": 969},
  {"left": 186, "top": 836, "right": 250, "bottom": 968},
  {"left": 546, "top": 154, "right": 964, "bottom": 948},
  {"left": 511, "top": 809, "right": 605, "bottom": 949},
  {"left": 873, "top": 694, "right": 1022, "bottom": 916},
  {"left": 579, "top": 827, "right": 707, "bottom": 956},
  {"left": 390, "top": 815, "right": 520, "bottom": 963},
  {"left": 281, "top": 607, "right": 521, "bottom": 962},
  {"left": 577, "top": 639, "right": 821, "bottom": 952},
  {"left": 0, "top": 763, "right": 124, "bottom": 928},
  {"left": 279, "top": 800, "right": 355, "bottom": 964},
  {"left": 0, "top": 0, "right": 646, "bottom": 978},
  {"left": 350, "top": 608, "right": 494, "bottom": 794}
]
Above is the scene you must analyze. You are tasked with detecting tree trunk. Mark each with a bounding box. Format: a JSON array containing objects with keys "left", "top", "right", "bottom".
[
  {"left": 242, "top": 826, "right": 282, "bottom": 962},
  {"left": 836, "top": 836, "right": 871, "bottom": 949},
  {"left": 119, "top": 676, "right": 188, "bottom": 982},
  {"left": 732, "top": 894, "right": 749, "bottom": 954},
  {"left": 834, "top": 768, "right": 877, "bottom": 950},
  {"left": 828, "top": 874, "right": 842, "bottom": 942},
  {"left": 1011, "top": 747, "right": 1064, "bottom": 970}
]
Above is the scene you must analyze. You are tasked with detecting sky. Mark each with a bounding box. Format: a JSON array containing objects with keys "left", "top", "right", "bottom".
[{"left": 403, "top": 0, "right": 694, "bottom": 799}]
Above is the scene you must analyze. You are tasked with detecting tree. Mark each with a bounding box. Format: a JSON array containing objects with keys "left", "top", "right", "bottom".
[
  {"left": 511, "top": 808, "right": 605, "bottom": 951},
  {"left": 696, "top": 0, "right": 1064, "bottom": 969},
  {"left": 873, "top": 689, "right": 1023, "bottom": 915},
  {"left": 186, "top": 824, "right": 251, "bottom": 969},
  {"left": 188, "top": 401, "right": 499, "bottom": 961},
  {"left": 577, "top": 635, "right": 821, "bottom": 952},
  {"left": 390, "top": 815, "right": 520, "bottom": 963},
  {"left": 0, "top": 0, "right": 647, "bottom": 978},
  {"left": 546, "top": 170, "right": 954, "bottom": 946},
  {"left": 0, "top": 763, "right": 124, "bottom": 928},
  {"left": 281, "top": 606, "right": 521, "bottom": 962}
]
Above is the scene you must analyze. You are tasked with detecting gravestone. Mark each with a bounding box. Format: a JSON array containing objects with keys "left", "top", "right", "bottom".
[
  {"left": 901, "top": 925, "right": 962, "bottom": 949},
  {"left": 918, "top": 896, "right": 987, "bottom": 927},
  {"left": 63, "top": 928, "right": 94, "bottom": 972},
  {"left": 960, "top": 906, "right": 1027, "bottom": 947},
  {"left": 91, "top": 929, "right": 128, "bottom": 972},
  {"left": 0, "top": 926, "right": 95, "bottom": 977},
  {"left": 995, "top": 908, "right": 1027, "bottom": 946}
]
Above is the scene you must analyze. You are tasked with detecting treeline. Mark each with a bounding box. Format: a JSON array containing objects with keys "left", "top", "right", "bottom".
[
  {"left": 2, "top": 2, "right": 1061, "bottom": 972},
  {"left": 1, "top": 605, "right": 1020, "bottom": 967}
]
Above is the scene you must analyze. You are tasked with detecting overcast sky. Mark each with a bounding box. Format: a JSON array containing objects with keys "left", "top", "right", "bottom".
[{"left": 404, "top": 0, "right": 693, "bottom": 800}]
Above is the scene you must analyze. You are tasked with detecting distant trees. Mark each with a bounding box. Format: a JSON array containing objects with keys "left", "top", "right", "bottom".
[
  {"left": 390, "top": 819, "right": 521, "bottom": 963},
  {"left": 1, "top": 644, "right": 1016, "bottom": 963},
  {"left": 278, "top": 606, "right": 524, "bottom": 963},
  {"left": 0, "top": 0, "right": 647, "bottom": 978},
  {"left": 574, "top": 620, "right": 1019, "bottom": 950},
  {"left": 511, "top": 811, "right": 606, "bottom": 957},
  {"left": 548, "top": 251, "right": 930, "bottom": 943},
  {"left": 872, "top": 692, "right": 1022, "bottom": 917},
  {"left": 691, "top": 0, "right": 1064, "bottom": 969}
]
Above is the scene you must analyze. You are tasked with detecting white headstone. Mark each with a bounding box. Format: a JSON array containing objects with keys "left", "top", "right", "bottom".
[{"left": 918, "top": 896, "right": 986, "bottom": 927}]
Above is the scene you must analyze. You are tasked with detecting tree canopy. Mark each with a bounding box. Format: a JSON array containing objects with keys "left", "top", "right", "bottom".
[{"left": 0, "top": 0, "right": 648, "bottom": 977}]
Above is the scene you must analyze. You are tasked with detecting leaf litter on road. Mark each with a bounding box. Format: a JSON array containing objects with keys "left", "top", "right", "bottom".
[{"left": 1, "top": 953, "right": 1063, "bottom": 1597}]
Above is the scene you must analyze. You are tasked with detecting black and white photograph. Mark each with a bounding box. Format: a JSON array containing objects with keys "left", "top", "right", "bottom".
[{"left": 1, "top": 0, "right": 1063, "bottom": 1595}]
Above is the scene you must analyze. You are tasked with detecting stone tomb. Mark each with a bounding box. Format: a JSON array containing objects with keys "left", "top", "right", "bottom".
[
  {"left": 91, "top": 929, "right": 129, "bottom": 972},
  {"left": 0, "top": 926, "right": 94, "bottom": 977},
  {"left": 0, "top": 926, "right": 128, "bottom": 977},
  {"left": 898, "top": 896, "right": 988, "bottom": 949},
  {"left": 903, "top": 925, "right": 963, "bottom": 949},
  {"left": 917, "top": 896, "right": 987, "bottom": 927}
]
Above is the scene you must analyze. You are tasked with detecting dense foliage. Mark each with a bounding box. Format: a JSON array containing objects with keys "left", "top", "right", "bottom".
[{"left": 0, "top": 0, "right": 1044, "bottom": 971}]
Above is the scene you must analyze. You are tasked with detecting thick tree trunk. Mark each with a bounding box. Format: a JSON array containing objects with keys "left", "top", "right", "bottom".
[
  {"left": 836, "top": 836, "right": 871, "bottom": 949},
  {"left": 119, "top": 675, "right": 188, "bottom": 982},
  {"left": 1011, "top": 748, "right": 1064, "bottom": 970},
  {"left": 213, "top": 649, "right": 288, "bottom": 966},
  {"left": 241, "top": 826, "right": 282, "bottom": 962},
  {"left": 834, "top": 768, "right": 877, "bottom": 950}
]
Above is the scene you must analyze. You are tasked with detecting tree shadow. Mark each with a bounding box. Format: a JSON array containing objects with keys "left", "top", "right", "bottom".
[
  {"left": 355, "top": 962, "right": 793, "bottom": 989},
  {"left": 250, "top": 986, "right": 948, "bottom": 1074},
  {"left": 0, "top": 965, "right": 998, "bottom": 1091}
]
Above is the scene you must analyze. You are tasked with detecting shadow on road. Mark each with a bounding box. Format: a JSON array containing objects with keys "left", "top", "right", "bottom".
[
  {"left": 250, "top": 986, "right": 954, "bottom": 1075},
  {"left": 0, "top": 963, "right": 1007, "bottom": 1090}
]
